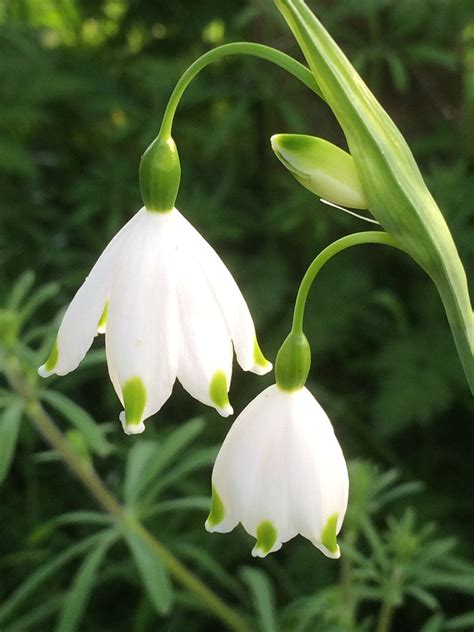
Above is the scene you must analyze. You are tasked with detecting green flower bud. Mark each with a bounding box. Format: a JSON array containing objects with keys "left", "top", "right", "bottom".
[
  {"left": 271, "top": 133, "right": 367, "bottom": 209},
  {"left": 275, "top": 331, "right": 311, "bottom": 391},
  {"left": 275, "top": 0, "right": 474, "bottom": 393},
  {"left": 139, "top": 135, "right": 181, "bottom": 212}
]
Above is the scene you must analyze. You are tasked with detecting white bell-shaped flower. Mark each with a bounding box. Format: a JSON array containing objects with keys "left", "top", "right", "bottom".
[
  {"left": 39, "top": 207, "right": 271, "bottom": 434},
  {"left": 205, "top": 384, "right": 349, "bottom": 558}
]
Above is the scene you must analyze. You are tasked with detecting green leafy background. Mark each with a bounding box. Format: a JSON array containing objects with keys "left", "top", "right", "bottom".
[{"left": 0, "top": 0, "right": 473, "bottom": 630}]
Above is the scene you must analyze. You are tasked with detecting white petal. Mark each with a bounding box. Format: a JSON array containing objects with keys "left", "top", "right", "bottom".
[
  {"left": 39, "top": 209, "right": 146, "bottom": 378},
  {"left": 286, "top": 388, "right": 348, "bottom": 557},
  {"left": 174, "top": 211, "right": 272, "bottom": 375},
  {"left": 105, "top": 209, "right": 179, "bottom": 432},
  {"left": 207, "top": 384, "right": 349, "bottom": 558},
  {"left": 175, "top": 223, "right": 234, "bottom": 416}
]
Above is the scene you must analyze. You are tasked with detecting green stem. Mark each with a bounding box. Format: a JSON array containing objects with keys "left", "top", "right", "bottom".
[
  {"left": 291, "top": 231, "right": 403, "bottom": 334},
  {"left": 4, "top": 358, "right": 250, "bottom": 632},
  {"left": 159, "top": 42, "right": 322, "bottom": 138},
  {"left": 376, "top": 566, "right": 403, "bottom": 632}
]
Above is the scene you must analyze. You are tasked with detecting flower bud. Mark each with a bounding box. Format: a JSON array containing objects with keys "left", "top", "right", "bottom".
[
  {"left": 271, "top": 133, "right": 368, "bottom": 209},
  {"left": 139, "top": 135, "right": 181, "bottom": 212}
]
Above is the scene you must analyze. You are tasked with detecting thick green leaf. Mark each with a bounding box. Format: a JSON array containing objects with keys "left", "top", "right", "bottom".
[
  {"left": 126, "top": 531, "right": 173, "bottom": 614},
  {"left": 41, "top": 390, "right": 113, "bottom": 457},
  {"left": 0, "top": 400, "right": 23, "bottom": 484},
  {"left": 55, "top": 530, "right": 118, "bottom": 632},
  {"left": 241, "top": 567, "right": 279, "bottom": 632}
]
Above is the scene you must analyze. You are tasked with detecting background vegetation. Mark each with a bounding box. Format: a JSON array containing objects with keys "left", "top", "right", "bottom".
[{"left": 1, "top": 0, "right": 473, "bottom": 630}]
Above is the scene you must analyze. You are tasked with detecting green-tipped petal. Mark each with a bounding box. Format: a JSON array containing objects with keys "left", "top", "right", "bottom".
[
  {"left": 319, "top": 512, "right": 340, "bottom": 559},
  {"left": 252, "top": 520, "right": 279, "bottom": 557},
  {"left": 205, "top": 485, "right": 226, "bottom": 531},
  {"left": 275, "top": 0, "right": 474, "bottom": 392},
  {"left": 38, "top": 338, "right": 59, "bottom": 377},
  {"left": 209, "top": 370, "right": 233, "bottom": 417},
  {"left": 253, "top": 338, "right": 272, "bottom": 374},
  {"left": 121, "top": 376, "right": 147, "bottom": 434}
]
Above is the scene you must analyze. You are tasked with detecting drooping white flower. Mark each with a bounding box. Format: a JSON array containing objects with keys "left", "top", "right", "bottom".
[
  {"left": 39, "top": 207, "right": 271, "bottom": 434},
  {"left": 205, "top": 384, "right": 348, "bottom": 558}
]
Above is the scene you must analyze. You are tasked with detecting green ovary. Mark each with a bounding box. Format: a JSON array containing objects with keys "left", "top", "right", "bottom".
[
  {"left": 207, "top": 485, "right": 225, "bottom": 527},
  {"left": 209, "top": 371, "right": 230, "bottom": 409},
  {"left": 255, "top": 520, "right": 278, "bottom": 554},
  {"left": 321, "top": 513, "right": 339, "bottom": 554},
  {"left": 44, "top": 339, "right": 59, "bottom": 372},
  {"left": 122, "top": 376, "right": 147, "bottom": 426}
]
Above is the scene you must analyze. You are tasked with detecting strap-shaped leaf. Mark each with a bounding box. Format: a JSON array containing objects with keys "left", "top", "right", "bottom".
[
  {"left": 0, "top": 532, "right": 106, "bottom": 625},
  {"left": 0, "top": 400, "right": 23, "bottom": 484},
  {"left": 241, "top": 567, "right": 279, "bottom": 632},
  {"left": 126, "top": 531, "right": 173, "bottom": 614},
  {"left": 55, "top": 530, "right": 118, "bottom": 632}
]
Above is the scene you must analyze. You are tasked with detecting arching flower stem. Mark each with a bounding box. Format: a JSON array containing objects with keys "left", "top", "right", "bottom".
[
  {"left": 291, "top": 231, "right": 403, "bottom": 336},
  {"left": 158, "top": 42, "right": 322, "bottom": 139}
]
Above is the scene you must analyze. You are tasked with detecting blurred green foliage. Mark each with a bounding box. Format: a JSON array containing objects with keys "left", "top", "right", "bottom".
[{"left": 0, "top": 0, "right": 473, "bottom": 630}]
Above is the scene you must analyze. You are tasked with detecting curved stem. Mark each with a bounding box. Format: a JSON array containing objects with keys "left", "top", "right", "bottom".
[
  {"left": 4, "top": 357, "right": 250, "bottom": 632},
  {"left": 292, "top": 231, "right": 403, "bottom": 334},
  {"left": 159, "top": 42, "right": 322, "bottom": 138}
]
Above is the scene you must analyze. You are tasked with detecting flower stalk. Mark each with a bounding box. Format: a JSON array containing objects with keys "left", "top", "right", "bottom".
[
  {"left": 274, "top": 0, "right": 474, "bottom": 393},
  {"left": 157, "top": 42, "right": 322, "bottom": 139},
  {"left": 4, "top": 356, "right": 250, "bottom": 632},
  {"left": 291, "top": 231, "right": 403, "bottom": 336}
]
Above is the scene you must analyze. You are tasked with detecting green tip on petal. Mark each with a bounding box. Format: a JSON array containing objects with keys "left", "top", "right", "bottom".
[
  {"left": 205, "top": 485, "right": 225, "bottom": 530},
  {"left": 253, "top": 520, "right": 278, "bottom": 557},
  {"left": 321, "top": 513, "right": 340, "bottom": 557},
  {"left": 38, "top": 338, "right": 59, "bottom": 377},
  {"left": 122, "top": 376, "right": 147, "bottom": 426},
  {"left": 253, "top": 338, "right": 272, "bottom": 372},
  {"left": 209, "top": 371, "right": 233, "bottom": 416},
  {"left": 97, "top": 300, "right": 109, "bottom": 333}
]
